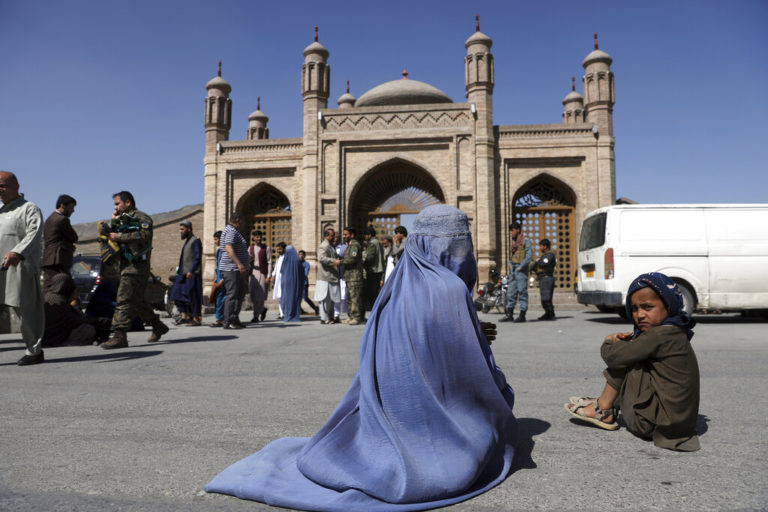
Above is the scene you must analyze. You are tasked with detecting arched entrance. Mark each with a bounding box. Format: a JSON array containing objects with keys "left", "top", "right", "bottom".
[
  {"left": 238, "top": 185, "right": 291, "bottom": 263},
  {"left": 512, "top": 176, "right": 576, "bottom": 290},
  {"left": 349, "top": 160, "right": 444, "bottom": 237}
]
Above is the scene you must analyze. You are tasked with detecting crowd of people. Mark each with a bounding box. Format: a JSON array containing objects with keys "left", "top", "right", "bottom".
[
  {"left": 207, "top": 215, "right": 408, "bottom": 329},
  {"left": 2, "top": 172, "right": 701, "bottom": 511}
]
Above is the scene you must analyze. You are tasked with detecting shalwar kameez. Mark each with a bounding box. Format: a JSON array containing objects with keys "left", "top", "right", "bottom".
[{"left": 0, "top": 194, "right": 44, "bottom": 357}]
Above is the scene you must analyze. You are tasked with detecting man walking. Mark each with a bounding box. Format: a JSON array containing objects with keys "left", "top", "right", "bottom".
[
  {"left": 0, "top": 171, "right": 45, "bottom": 365},
  {"left": 315, "top": 229, "right": 340, "bottom": 324},
  {"left": 341, "top": 227, "right": 364, "bottom": 325},
  {"left": 220, "top": 212, "right": 249, "bottom": 329},
  {"left": 298, "top": 250, "right": 320, "bottom": 315},
  {"left": 362, "top": 226, "right": 385, "bottom": 311},
  {"left": 101, "top": 191, "right": 169, "bottom": 348},
  {"left": 500, "top": 222, "right": 532, "bottom": 323},
  {"left": 248, "top": 230, "right": 271, "bottom": 323},
  {"left": 533, "top": 238, "right": 557, "bottom": 320},
  {"left": 171, "top": 220, "right": 203, "bottom": 325},
  {"left": 42, "top": 194, "right": 78, "bottom": 292}
]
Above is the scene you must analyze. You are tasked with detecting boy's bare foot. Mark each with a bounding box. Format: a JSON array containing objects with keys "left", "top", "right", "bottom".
[{"left": 564, "top": 399, "right": 619, "bottom": 430}]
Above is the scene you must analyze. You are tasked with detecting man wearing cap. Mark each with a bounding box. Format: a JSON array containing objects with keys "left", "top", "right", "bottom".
[{"left": 170, "top": 220, "right": 203, "bottom": 325}]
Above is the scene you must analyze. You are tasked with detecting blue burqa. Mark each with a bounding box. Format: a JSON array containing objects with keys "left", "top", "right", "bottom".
[
  {"left": 206, "top": 205, "right": 517, "bottom": 511},
  {"left": 280, "top": 245, "right": 304, "bottom": 322}
]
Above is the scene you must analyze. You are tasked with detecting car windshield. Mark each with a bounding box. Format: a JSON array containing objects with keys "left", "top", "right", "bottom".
[
  {"left": 579, "top": 212, "right": 607, "bottom": 251},
  {"left": 70, "top": 258, "right": 100, "bottom": 276}
]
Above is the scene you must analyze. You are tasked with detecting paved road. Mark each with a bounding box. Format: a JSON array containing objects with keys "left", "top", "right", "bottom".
[{"left": 1, "top": 307, "right": 766, "bottom": 511}]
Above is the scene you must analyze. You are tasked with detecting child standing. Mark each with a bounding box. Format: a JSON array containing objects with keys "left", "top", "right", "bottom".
[{"left": 565, "top": 272, "right": 700, "bottom": 451}]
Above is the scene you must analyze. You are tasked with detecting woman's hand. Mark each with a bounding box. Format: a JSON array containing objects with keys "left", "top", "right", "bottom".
[{"left": 480, "top": 322, "right": 497, "bottom": 345}]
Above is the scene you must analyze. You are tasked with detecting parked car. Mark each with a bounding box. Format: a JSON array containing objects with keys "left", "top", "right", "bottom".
[
  {"left": 577, "top": 204, "right": 768, "bottom": 316},
  {"left": 69, "top": 255, "right": 173, "bottom": 317}
]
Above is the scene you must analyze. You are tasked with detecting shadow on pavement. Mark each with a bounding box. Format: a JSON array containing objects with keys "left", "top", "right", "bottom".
[
  {"left": 510, "top": 417, "right": 551, "bottom": 472},
  {"left": 0, "top": 350, "right": 164, "bottom": 366},
  {"left": 584, "top": 316, "right": 629, "bottom": 325},
  {"left": 697, "top": 414, "right": 710, "bottom": 436},
  {"left": 160, "top": 335, "right": 239, "bottom": 344}
]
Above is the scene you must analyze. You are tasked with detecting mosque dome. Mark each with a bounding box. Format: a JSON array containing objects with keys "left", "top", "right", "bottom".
[
  {"left": 464, "top": 30, "right": 492, "bottom": 49},
  {"left": 562, "top": 90, "right": 583, "bottom": 104},
  {"left": 248, "top": 109, "right": 268, "bottom": 122},
  {"left": 206, "top": 75, "right": 231, "bottom": 94},
  {"left": 337, "top": 92, "right": 356, "bottom": 107},
  {"left": 355, "top": 72, "right": 453, "bottom": 107},
  {"left": 582, "top": 48, "right": 613, "bottom": 67},
  {"left": 303, "top": 40, "right": 329, "bottom": 58},
  {"left": 582, "top": 34, "right": 612, "bottom": 67}
]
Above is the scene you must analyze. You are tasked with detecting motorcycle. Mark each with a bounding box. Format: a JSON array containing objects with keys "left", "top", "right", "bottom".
[{"left": 474, "top": 269, "right": 509, "bottom": 314}]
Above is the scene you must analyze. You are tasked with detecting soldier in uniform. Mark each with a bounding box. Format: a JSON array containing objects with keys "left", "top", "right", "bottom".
[
  {"left": 500, "top": 222, "right": 533, "bottom": 323},
  {"left": 341, "top": 226, "right": 364, "bottom": 325},
  {"left": 100, "top": 191, "right": 169, "bottom": 349},
  {"left": 532, "top": 238, "right": 557, "bottom": 320},
  {"left": 362, "top": 226, "right": 385, "bottom": 311}
]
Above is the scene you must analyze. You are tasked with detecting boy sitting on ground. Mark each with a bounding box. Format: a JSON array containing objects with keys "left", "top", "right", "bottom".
[{"left": 565, "top": 272, "right": 700, "bottom": 451}]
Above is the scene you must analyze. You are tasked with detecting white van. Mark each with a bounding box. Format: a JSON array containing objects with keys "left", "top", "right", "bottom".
[{"left": 577, "top": 204, "right": 768, "bottom": 315}]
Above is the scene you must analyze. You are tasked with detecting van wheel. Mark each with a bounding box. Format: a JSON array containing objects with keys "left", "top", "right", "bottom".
[{"left": 676, "top": 283, "right": 696, "bottom": 316}]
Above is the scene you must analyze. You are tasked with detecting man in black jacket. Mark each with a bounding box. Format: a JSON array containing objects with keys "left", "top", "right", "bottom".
[{"left": 42, "top": 194, "right": 78, "bottom": 292}]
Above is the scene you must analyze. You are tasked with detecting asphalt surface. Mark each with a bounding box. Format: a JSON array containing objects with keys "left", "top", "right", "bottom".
[{"left": 1, "top": 306, "right": 767, "bottom": 511}]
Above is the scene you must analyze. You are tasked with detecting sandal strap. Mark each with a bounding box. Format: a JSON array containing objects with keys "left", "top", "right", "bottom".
[{"left": 593, "top": 401, "right": 616, "bottom": 422}]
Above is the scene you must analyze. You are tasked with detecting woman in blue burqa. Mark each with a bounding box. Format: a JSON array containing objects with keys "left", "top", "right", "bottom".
[
  {"left": 206, "top": 205, "right": 517, "bottom": 511},
  {"left": 280, "top": 245, "right": 305, "bottom": 322}
]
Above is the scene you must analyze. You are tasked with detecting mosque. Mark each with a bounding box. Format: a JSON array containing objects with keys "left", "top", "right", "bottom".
[{"left": 202, "top": 19, "right": 616, "bottom": 295}]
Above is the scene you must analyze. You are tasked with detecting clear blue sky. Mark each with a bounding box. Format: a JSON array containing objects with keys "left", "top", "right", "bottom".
[{"left": 1, "top": 0, "right": 766, "bottom": 223}]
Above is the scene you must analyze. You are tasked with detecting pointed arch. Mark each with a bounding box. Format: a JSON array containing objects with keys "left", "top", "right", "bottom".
[
  {"left": 511, "top": 173, "right": 577, "bottom": 291},
  {"left": 237, "top": 183, "right": 292, "bottom": 257},
  {"left": 349, "top": 158, "right": 445, "bottom": 237}
]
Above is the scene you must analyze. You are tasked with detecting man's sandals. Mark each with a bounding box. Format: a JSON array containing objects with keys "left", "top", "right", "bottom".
[{"left": 565, "top": 397, "right": 619, "bottom": 431}]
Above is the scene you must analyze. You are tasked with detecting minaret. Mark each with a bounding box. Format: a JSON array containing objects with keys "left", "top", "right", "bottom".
[
  {"left": 204, "top": 61, "right": 232, "bottom": 155},
  {"left": 247, "top": 96, "right": 269, "bottom": 140},
  {"left": 562, "top": 76, "right": 584, "bottom": 124},
  {"left": 464, "top": 14, "right": 494, "bottom": 132},
  {"left": 337, "top": 80, "right": 356, "bottom": 109},
  {"left": 464, "top": 15, "right": 496, "bottom": 279},
  {"left": 582, "top": 33, "right": 615, "bottom": 137},
  {"left": 299, "top": 26, "right": 330, "bottom": 271},
  {"left": 302, "top": 25, "right": 330, "bottom": 137}
]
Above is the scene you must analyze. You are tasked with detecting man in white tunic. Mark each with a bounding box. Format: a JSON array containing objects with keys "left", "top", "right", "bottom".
[
  {"left": 270, "top": 242, "right": 286, "bottom": 319},
  {"left": 0, "top": 171, "right": 45, "bottom": 365},
  {"left": 315, "top": 228, "right": 341, "bottom": 324}
]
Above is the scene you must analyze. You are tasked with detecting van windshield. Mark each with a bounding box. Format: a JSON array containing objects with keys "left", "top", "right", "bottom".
[{"left": 579, "top": 212, "right": 606, "bottom": 251}]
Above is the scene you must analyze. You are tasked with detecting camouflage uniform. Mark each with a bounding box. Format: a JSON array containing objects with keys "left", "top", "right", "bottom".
[
  {"left": 341, "top": 238, "right": 364, "bottom": 322},
  {"left": 105, "top": 208, "right": 164, "bottom": 334}
]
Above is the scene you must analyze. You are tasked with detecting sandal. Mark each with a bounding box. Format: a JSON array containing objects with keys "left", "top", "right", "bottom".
[
  {"left": 565, "top": 400, "right": 619, "bottom": 431},
  {"left": 568, "top": 396, "right": 598, "bottom": 406}
]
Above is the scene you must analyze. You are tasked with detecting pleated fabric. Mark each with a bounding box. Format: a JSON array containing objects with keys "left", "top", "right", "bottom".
[{"left": 206, "top": 205, "right": 517, "bottom": 511}]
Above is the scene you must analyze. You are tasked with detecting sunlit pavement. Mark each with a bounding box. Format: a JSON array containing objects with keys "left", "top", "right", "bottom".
[{"left": 1, "top": 308, "right": 766, "bottom": 511}]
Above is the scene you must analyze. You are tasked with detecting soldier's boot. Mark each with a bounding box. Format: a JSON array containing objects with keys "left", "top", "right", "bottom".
[
  {"left": 546, "top": 305, "right": 556, "bottom": 320},
  {"left": 148, "top": 320, "right": 170, "bottom": 343},
  {"left": 537, "top": 311, "right": 551, "bottom": 320},
  {"left": 499, "top": 308, "right": 514, "bottom": 322},
  {"left": 514, "top": 310, "right": 527, "bottom": 323},
  {"left": 102, "top": 330, "right": 128, "bottom": 350}
]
